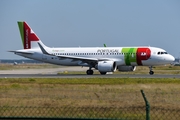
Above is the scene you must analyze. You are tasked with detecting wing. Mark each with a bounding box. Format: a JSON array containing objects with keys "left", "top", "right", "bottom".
[
  {"left": 37, "top": 42, "right": 114, "bottom": 65},
  {"left": 57, "top": 55, "right": 112, "bottom": 61}
]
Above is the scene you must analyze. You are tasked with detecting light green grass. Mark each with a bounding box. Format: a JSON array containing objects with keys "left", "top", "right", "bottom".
[
  {"left": 0, "top": 63, "right": 59, "bottom": 70},
  {"left": 1, "top": 78, "right": 180, "bottom": 84}
]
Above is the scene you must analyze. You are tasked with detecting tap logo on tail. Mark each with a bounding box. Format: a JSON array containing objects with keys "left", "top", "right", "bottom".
[{"left": 18, "top": 21, "right": 39, "bottom": 49}]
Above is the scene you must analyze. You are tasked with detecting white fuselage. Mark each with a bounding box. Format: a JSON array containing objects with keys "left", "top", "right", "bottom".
[{"left": 15, "top": 46, "right": 175, "bottom": 67}]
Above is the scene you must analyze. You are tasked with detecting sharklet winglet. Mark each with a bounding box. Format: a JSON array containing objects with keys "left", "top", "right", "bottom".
[{"left": 37, "top": 42, "right": 50, "bottom": 55}]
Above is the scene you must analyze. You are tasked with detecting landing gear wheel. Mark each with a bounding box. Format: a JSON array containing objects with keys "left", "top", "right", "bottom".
[
  {"left": 100, "top": 72, "right": 107, "bottom": 75},
  {"left": 149, "top": 66, "right": 154, "bottom": 75},
  {"left": 86, "top": 70, "right": 94, "bottom": 75},
  {"left": 149, "top": 71, "right": 154, "bottom": 75}
]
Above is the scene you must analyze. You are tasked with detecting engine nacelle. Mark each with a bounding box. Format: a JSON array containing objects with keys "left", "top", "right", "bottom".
[
  {"left": 118, "top": 66, "right": 136, "bottom": 72},
  {"left": 97, "top": 61, "right": 116, "bottom": 72}
]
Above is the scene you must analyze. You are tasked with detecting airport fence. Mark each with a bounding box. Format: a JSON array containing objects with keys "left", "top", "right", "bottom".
[
  {"left": 1, "top": 90, "right": 180, "bottom": 120},
  {"left": 0, "top": 106, "right": 145, "bottom": 119}
]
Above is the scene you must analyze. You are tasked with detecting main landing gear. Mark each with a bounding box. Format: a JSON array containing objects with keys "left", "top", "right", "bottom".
[
  {"left": 86, "top": 68, "right": 94, "bottom": 75},
  {"left": 86, "top": 69, "right": 107, "bottom": 75},
  {"left": 149, "top": 66, "right": 154, "bottom": 75}
]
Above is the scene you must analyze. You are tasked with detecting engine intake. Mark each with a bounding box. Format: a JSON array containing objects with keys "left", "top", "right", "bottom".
[{"left": 97, "top": 61, "right": 116, "bottom": 72}]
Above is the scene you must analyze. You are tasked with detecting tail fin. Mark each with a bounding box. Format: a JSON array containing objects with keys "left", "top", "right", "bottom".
[{"left": 18, "top": 21, "right": 40, "bottom": 49}]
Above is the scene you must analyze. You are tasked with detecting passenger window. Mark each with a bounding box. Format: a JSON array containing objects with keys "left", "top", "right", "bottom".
[{"left": 157, "top": 52, "right": 160, "bottom": 55}]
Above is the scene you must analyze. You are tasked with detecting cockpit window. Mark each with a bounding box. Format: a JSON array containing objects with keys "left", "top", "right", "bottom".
[{"left": 157, "top": 51, "right": 168, "bottom": 55}]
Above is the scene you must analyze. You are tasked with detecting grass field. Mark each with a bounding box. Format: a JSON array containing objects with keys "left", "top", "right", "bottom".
[
  {"left": 0, "top": 78, "right": 180, "bottom": 119},
  {"left": 0, "top": 64, "right": 180, "bottom": 108},
  {"left": 0, "top": 64, "right": 180, "bottom": 119},
  {"left": 1, "top": 78, "right": 180, "bottom": 108}
]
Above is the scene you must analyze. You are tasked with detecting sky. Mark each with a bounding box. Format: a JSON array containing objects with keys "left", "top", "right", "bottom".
[{"left": 1, "top": 0, "right": 180, "bottom": 59}]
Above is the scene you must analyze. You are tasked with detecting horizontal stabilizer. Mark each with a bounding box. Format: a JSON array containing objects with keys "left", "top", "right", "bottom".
[{"left": 8, "top": 50, "right": 34, "bottom": 54}]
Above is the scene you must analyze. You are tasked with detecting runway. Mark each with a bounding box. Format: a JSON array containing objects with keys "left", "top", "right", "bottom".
[
  {"left": 0, "top": 67, "right": 180, "bottom": 78},
  {"left": 0, "top": 74, "right": 180, "bottom": 78}
]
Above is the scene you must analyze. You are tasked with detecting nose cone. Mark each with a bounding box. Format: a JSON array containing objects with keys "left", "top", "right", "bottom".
[{"left": 167, "top": 55, "right": 175, "bottom": 62}]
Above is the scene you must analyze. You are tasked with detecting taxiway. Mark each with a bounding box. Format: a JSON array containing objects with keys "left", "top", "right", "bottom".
[{"left": 0, "top": 67, "right": 179, "bottom": 78}]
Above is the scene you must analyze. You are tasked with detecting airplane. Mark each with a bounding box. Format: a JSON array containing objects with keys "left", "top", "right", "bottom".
[{"left": 9, "top": 21, "right": 175, "bottom": 75}]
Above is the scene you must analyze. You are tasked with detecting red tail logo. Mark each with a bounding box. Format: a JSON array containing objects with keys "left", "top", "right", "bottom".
[{"left": 24, "top": 22, "right": 39, "bottom": 49}]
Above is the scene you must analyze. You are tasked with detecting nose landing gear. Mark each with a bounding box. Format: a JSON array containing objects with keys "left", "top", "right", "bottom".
[{"left": 149, "top": 66, "right": 154, "bottom": 75}]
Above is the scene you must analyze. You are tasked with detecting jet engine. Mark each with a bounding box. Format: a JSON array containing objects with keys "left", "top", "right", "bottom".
[
  {"left": 97, "top": 61, "right": 116, "bottom": 72},
  {"left": 117, "top": 66, "right": 136, "bottom": 72}
]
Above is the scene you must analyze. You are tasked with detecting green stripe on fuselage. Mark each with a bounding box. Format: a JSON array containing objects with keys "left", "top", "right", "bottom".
[
  {"left": 122, "top": 48, "right": 137, "bottom": 65},
  {"left": 17, "top": 22, "right": 24, "bottom": 46}
]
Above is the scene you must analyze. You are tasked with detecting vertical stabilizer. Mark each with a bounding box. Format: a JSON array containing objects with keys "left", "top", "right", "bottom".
[{"left": 18, "top": 21, "right": 40, "bottom": 49}]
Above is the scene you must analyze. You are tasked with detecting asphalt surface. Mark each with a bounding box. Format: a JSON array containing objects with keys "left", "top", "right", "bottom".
[
  {"left": 0, "top": 67, "right": 180, "bottom": 78},
  {"left": 0, "top": 74, "right": 180, "bottom": 78}
]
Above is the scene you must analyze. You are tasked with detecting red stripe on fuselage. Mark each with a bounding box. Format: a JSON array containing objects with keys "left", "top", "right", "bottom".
[{"left": 136, "top": 48, "right": 151, "bottom": 65}]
